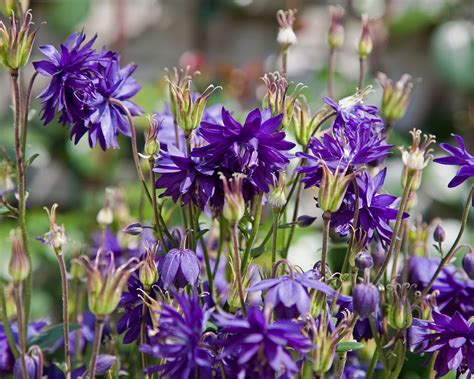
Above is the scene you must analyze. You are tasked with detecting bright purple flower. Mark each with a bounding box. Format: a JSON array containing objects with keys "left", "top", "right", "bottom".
[
  {"left": 70, "top": 53, "right": 142, "bottom": 149},
  {"left": 33, "top": 32, "right": 99, "bottom": 125},
  {"left": 193, "top": 107, "right": 295, "bottom": 193},
  {"left": 415, "top": 311, "right": 474, "bottom": 378},
  {"left": 160, "top": 247, "right": 200, "bottom": 289},
  {"left": 331, "top": 169, "right": 401, "bottom": 245},
  {"left": 215, "top": 307, "right": 312, "bottom": 378},
  {"left": 140, "top": 293, "right": 215, "bottom": 377},
  {"left": 248, "top": 272, "right": 350, "bottom": 320},
  {"left": 434, "top": 134, "right": 474, "bottom": 190}
]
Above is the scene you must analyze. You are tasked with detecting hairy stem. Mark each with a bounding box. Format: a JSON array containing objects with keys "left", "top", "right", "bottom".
[
  {"left": 56, "top": 253, "right": 71, "bottom": 379},
  {"left": 89, "top": 317, "right": 105, "bottom": 379},
  {"left": 13, "top": 284, "right": 27, "bottom": 379}
]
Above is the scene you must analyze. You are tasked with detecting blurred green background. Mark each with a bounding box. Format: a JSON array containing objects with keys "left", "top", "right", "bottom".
[{"left": 0, "top": 1, "right": 473, "bottom": 377}]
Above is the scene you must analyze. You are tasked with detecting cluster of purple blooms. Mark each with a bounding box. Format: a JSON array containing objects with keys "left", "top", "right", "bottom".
[{"left": 3, "top": 22, "right": 474, "bottom": 378}]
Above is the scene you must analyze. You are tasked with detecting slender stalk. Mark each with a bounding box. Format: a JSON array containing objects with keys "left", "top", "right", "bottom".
[
  {"left": 271, "top": 208, "right": 280, "bottom": 266},
  {"left": 0, "top": 285, "right": 19, "bottom": 358},
  {"left": 13, "top": 284, "right": 27, "bottom": 379},
  {"left": 418, "top": 186, "right": 473, "bottom": 300},
  {"left": 358, "top": 58, "right": 366, "bottom": 89},
  {"left": 11, "top": 70, "right": 32, "bottom": 327},
  {"left": 341, "top": 177, "right": 360, "bottom": 275},
  {"left": 194, "top": 214, "right": 214, "bottom": 295},
  {"left": 148, "top": 160, "right": 167, "bottom": 252},
  {"left": 22, "top": 72, "right": 39, "bottom": 152},
  {"left": 89, "top": 317, "right": 105, "bottom": 379},
  {"left": 427, "top": 351, "right": 438, "bottom": 379},
  {"left": 374, "top": 176, "right": 414, "bottom": 284},
  {"left": 56, "top": 253, "right": 71, "bottom": 379},
  {"left": 140, "top": 304, "right": 149, "bottom": 379},
  {"left": 241, "top": 193, "right": 263, "bottom": 272},
  {"left": 281, "top": 48, "right": 288, "bottom": 77},
  {"left": 321, "top": 211, "right": 331, "bottom": 280},
  {"left": 282, "top": 180, "right": 303, "bottom": 259},
  {"left": 366, "top": 347, "right": 379, "bottom": 379},
  {"left": 335, "top": 351, "right": 347, "bottom": 379},
  {"left": 328, "top": 47, "right": 336, "bottom": 99},
  {"left": 73, "top": 279, "right": 83, "bottom": 364},
  {"left": 213, "top": 216, "right": 225, "bottom": 279},
  {"left": 390, "top": 220, "right": 406, "bottom": 280},
  {"left": 230, "top": 224, "right": 246, "bottom": 316}
]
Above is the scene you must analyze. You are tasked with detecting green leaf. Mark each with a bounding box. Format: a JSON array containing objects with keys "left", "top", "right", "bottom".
[
  {"left": 250, "top": 244, "right": 266, "bottom": 258},
  {"left": 336, "top": 341, "right": 365, "bottom": 353},
  {"left": 25, "top": 153, "right": 39, "bottom": 168},
  {"left": 28, "top": 323, "right": 79, "bottom": 349}
]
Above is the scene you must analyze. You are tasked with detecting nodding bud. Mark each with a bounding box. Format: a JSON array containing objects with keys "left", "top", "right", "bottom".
[
  {"left": 462, "top": 250, "right": 474, "bottom": 280},
  {"left": 0, "top": 10, "right": 37, "bottom": 70},
  {"left": 139, "top": 244, "right": 159, "bottom": 290},
  {"left": 433, "top": 224, "right": 446, "bottom": 244},
  {"left": 377, "top": 73, "right": 414, "bottom": 124},
  {"left": 268, "top": 173, "right": 287, "bottom": 209},
  {"left": 37, "top": 203, "right": 67, "bottom": 253},
  {"left": 371, "top": 241, "right": 385, "bottom": 268},
  {"left": 296, "top": 215, "right": 317, "bottom": 228},
  {"left": 219, "top": 172, "right": 246, "bottom": 224},
  {"left": 14, "top": 353, "right": 39, "bottom": 379},
  {"left": 318, "top": 162, "right": 354, "bottom": 213},
  {"left": 358, "top": 14, "right": 372, "bottom": 60},
  {"left": 75, "top": 251, "right": 141, "bottom": 317},
  {"left": 276, "top": 9, "right": 297, "bottom": 47},
  {"left": 399, "top": 129, "right": 436, "bottom": 191},
  {"left": 327, "top": 5, "right": 345, "bottom": 49},
  {"left": 122, "top": 222, "right": 144, "bottom": 236},
  {"left": 9, "top": 229, "right": 29, "bottom": 285},
  {"left": 352, "top": 282, "right": 379, "bottom": 319},
  {"left": 355, "top": 251, "right": 374, "bottom": 271},
  {"left": 144, "top": 116, "right": 160, "bottom": 157}
]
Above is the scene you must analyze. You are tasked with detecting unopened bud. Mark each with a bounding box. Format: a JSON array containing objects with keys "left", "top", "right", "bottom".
[
  {"left": 433, "top": 224, "right": 445, "bottom": 244},
  {"left": 371, "top": 242, "right": 385, "bottom": 268},
  {"left": 139, "top": 245, "right": 158, "bottom": 290},
  {"left": 353, "top": 282, "right": 379, "bottom": 319},
  {"left": 220, "top": 172, "right": 246, "bottom": 224},
  {"left": 355, "top": 251, "right": 374, "bottom": 271},
  {"left": 8, "top": 229, "right": 29, "bottom": 284},
  {"left": 144, "top": 116, "right": 160, "bottom": 156},
  {"left": 97, "top": 206, "right": 113, "bottom": 226},
  {"left": 462, "top": 250, "right": 474, "bottom": 280},
  {"left": 276, "top": 9, "right": 297, "bottom": 47},
  {"left": 327, "top": 6, "right": 345, "bottom": 49},
  {"left": 318, "top": 163, "right": 354, "bottom": 213},
  {"left": 358, "top": 14, "right": 372, "bottom": 60},
  {"left": 123, "top": 222, "right": 144, "bottom": 236},
  {"left": 268, "top": 173, "right": 286, "bottom": 209},
  {"left": 296, "top": 215, "right": 317, "bottom": 228}
]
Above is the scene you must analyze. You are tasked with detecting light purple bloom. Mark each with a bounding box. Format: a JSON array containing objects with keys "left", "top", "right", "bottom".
[{"left": 160, "top": 248, "right": 200, "bottom": 289}]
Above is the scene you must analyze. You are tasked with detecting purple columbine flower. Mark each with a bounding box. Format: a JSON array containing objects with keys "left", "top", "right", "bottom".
[
  {"left": 193, "top": 107, "right": 295, "bottom": 193},
  {"left": 415, "top": 311, "right": 474, "bottom": 378},
  {"left": 215, "top": 307, "right": 313, "bottom": 378},
  {"left": 248, "top": 272, "right": 350, "bottom": 320},
  {"left": 70, "top": 53, "right": 142, "bottom": 149},
  {"left": 434, "top": 134, "right": 474, "bottom": 191},
  {"left": 160, "top": 247, "right": 200, "bottom": 289},
  {"left": 140, "top": 293, "right": 215, "bottom": 377}
]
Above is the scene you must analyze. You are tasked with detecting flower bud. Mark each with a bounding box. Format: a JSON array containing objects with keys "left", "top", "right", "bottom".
[
  {"left": 296, "top": 215, "right": 317, "bottom": 228},
  {"left": 327, "top": 6, "right": 345, "bottom": 49},
  {"left": 97, "top": 206, "right": 113, "bottom": 226},
  {"left": 8, "top": 229, "right": 29, "bottom": 285},
  {"left": 0, "top": 10, "right": 37, "bottom": 70},
  {"left": 462, "top": 251, "right": 474, "bottom": 280},
  {"left": 122, "top": 222, "right": 144, "bottom": 236},
  {"left": 268, "top": 173, "right": 286, "bottom": 209},
  {"left": 139, "top": 245, "right": 158, "bottom": 290},
  {"left": 144, "top": 116, "right": 160, "bottom": 157},
  {"left": 358, "top": 14, "right": 372, "bottom": 60},
  {"left": 355, "top": 251, "right": 374, "bottom": 271},
  {"left": 14, "top": 354, "right": 39, "bottom": 379},
  {"left": 352, "top": 282, "right": 379, "bottom": 319},
  {"left": 276, "top": 9, "right": 297, "bottom": 47},
  {"left": 318, "top": 163, "right": 354, "bottom": 213},
  {"left": 388, "top": 283, "right": 413, "bottom": 330},
  {"left": 220, "top": 172, "right": 246, "bottom": 224},
  {"left": 377, "top": 73, "right": 414, "bottom": 124},
  {"left": 38, "top": 204, "right": 67, "bottom": 252},
  {"left": 76, "top": 251, "right": 141, "bottom": 317},
  {"left": 371, "top": 241, "right": 385, "bottom": 268},
  {"left": 433, "top": 224, "right": 445, "bottom": 244}
]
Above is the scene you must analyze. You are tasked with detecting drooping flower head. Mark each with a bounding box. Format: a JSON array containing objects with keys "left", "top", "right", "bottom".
[
  {"left": 160, "top": 246, "right": 200, "bottom": 290},
  {"left": 215, "top": 307, "right": 312, "bottom": 378},
  {"left": 434, "top": 134, "right": 474, "bottom": 200},
  {"left": 140, "top": 292, "right": 215, "bottom": 378}
]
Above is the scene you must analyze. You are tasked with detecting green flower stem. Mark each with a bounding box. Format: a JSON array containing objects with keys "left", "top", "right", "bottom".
[
  {"left": 213, "top": 216, "right": 226, "bottom": 279},
  {"left": 328, "top": 47, "right": 336, "bottom": 99},
  {"left": 56, "top": 252, "right": 71, "bottom": 379},
  {"left": 271, "top": 208, "right": 281, "bottom": 266},
  {"left": 374, "top": 175, "right": 414, "bottom": 284},
  {"left": 73, "top": 279, "right": 83, "bottom": 364},
  {"left": 321, "top": 211, "right": 331, "bottom": 280},
  {"left": 358, "top": 58, "right": 366, "bottom": 90},
  {"left": 230, "top": 224, "right": 246, "bottom": 316},
  {"left": 366, "top": 347, "right": 379, "bottom": 379},
  {"left": 418, "top": 185, "right": 474, "bottom": 301},
  {"left": 13, "top": 284, "right": 27, "bottom": 379},
  {"left": 341, "top": 177, "right": 360, "bottom": 275},
  {"left": 335, "top": 351, "right": 347, "bottom": 379},
  {"left": 282, "top": 179, "right": 303, "bottom": 259},
  {"left": 0, "top": 285, "right": 19, "bottom": 358},
  {"left": 148, "top": 160, "right": 167, "bottom": 252},
  {"left": 89, "top": 316, "right": 105, "bottom": 379},
  {"left": 241, "top": 193, "right": 263, "bottom": 273},
  {"left": 194, "top": 213, "right": 214, "bottom": 295}
]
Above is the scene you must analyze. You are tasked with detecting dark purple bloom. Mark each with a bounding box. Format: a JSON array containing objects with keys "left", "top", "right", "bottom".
[
  {"left": 434, "top": 134, "right": 474, "bottom": 190},
  {"left": 352, "top": 283, "right": 379, "bottom": 319},
  {"left": 14, "top": 355, "right": 39, "bottom": 379},
  {"left": 215, "top": 307, "right": 312, "bottom": 378},
  {"left": 33, "top": 32, "right": 98, "bottom": 125},
  {"left": 248, "top": 272, "right": 350, "bottom": 320},
  {"left": 46, "top": 354, "right": 116, "bottom": 378},
  {"left": 415, "top": 311, "right": 474, "bottom": 378},
  {"left": 160, "top": 247, "right": 200, "bottom": 289},
  {"left": 193, "top": 107, "right": 295, "bottom": 193},
  {"left": 331, "top": 169, "right": 401, "bottom": 245},
  {"left": 140, "top": 293, "right": 215, "bottom": 377},
  {"left": 463, "top": 252, "right": 474, "bottom": 280},
  {"left": 355, "top": 251, "right": 374, "bottom": 271}
]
